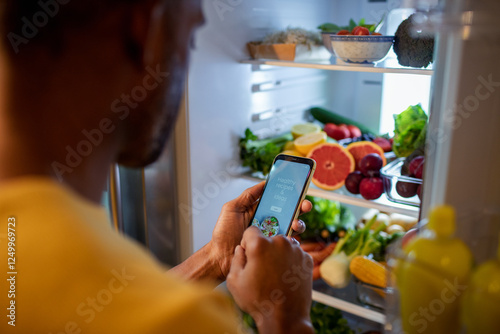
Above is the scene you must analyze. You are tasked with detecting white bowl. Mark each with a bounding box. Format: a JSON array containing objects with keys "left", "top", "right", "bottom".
[{"left": 330, "top": 35, "right": 394, "bottom": 64}]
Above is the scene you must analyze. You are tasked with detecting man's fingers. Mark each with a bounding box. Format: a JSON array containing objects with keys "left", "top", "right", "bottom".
[
  {"left": 230, "top": 245, "right": 246, "bottom": 273},
  {"left": 240, "top": 226, "right": 272, "bottom": 257},
  {"left": 290, "top": 219, "right": 306, "bottom": 236},
  {"left": 299, "top": 199, "right": 312, "bottom": 216},
  {"left": 240, "top": 226, "right": 262, "bottom": 249}
]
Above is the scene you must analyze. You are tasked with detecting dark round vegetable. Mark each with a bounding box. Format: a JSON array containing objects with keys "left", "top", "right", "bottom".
[{"left": 394, "top": 14, "right": 435, "bottom": 68}]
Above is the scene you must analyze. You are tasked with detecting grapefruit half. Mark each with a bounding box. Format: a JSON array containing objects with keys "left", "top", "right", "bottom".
[
  {"left": 307, "top": 143, "right": 355, "bottom": 191},
  {"left": 346, "top": 141, "right": 387, "bottom": 170}
]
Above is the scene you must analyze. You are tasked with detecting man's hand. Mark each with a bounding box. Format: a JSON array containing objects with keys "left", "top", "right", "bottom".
[
  {"left": 209, "top": 182, "right": 312, "bottom": 281},
  {"left": 226, "top": 227, "right": 314, "bottom": 334},
  {"left": 170, "top": 182, "right": 311, "bottom": 283}
]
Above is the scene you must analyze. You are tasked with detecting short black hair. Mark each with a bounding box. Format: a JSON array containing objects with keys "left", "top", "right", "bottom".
[{"left": 1, "top": 0, "right": 141, "bottom": 56}]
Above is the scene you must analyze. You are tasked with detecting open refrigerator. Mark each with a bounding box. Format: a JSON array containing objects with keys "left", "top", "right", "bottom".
[{"left": 108, "top": 0, "right": 500, "bottom": 332}]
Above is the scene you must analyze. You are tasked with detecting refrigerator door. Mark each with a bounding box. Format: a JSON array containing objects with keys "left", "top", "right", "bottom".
[
  {"left": 421, "top": 0, "right": 500, "bottom": 263},
  {"left": 108, "top": 135, "right": 182, "bottom": 267}
]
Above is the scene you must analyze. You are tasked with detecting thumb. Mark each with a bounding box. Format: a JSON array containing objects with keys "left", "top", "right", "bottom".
[{"left": 229, "top": 245, "right": 246, "bottom": 275}]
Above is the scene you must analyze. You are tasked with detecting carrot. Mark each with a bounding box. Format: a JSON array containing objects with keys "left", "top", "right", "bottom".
[
  {"left": 313, "top": 265, "right": 321, "bottom": 281},
  {"left": 300, "top": 242, "right": 325, "bottom": 253},
  {"left": 308, "top": 242, "right": 337, "bottom": 265}
]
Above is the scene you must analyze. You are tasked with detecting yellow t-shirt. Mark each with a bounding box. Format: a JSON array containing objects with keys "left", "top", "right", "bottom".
[{"left": 0, "top": 177, "right": 239, "bottom": 333}]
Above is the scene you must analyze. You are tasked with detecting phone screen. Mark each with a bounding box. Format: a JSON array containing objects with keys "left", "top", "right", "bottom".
[{"left": 250, "top": 155, "right": 315, "bottom": 237}]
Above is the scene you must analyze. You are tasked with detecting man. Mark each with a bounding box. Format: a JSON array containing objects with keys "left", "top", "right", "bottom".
[{"left": 0, "top": 1, "right": 315, "bottom": 333}]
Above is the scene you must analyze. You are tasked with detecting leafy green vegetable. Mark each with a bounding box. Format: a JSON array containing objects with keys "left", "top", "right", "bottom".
[
  {"left": 372, "top": 231, "right": 404, "bottom": 262},
  {"left": 318, "top": 16, "right": 384, "bottom": 34},
  {"left": 310, "top": 302, "right": 354, "bottom": 334},
  {"left": 393, "top": 104, "right": 428, "bottom": 158},
  {"left": 300, "top": 196, "right": 356, "bottom": 242},
  {"left": 333, "top": 216, "right": 403, "bottom": 261},
  {"left": 239, "top": 128, "right": 292, "bottom": 175},
  {"left": 348, "top": 19, "right": 358, "bottom": 32},
  {"left": 334, "top": 216, "right": 387, "bottom": 258},
  {"left": 320, "top": 216, "right": 395, "bottom": 288},
  {"left": 318, "top": 23, "right": 341, "bottom": 33}
]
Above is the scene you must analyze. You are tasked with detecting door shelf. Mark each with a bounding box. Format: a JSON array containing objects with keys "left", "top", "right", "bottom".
[
  {"left": 307, "top": 186, "right": 419, "bottom": 218},
  {"left": 241, "top": 59, "right": 433, "bottom": 76},
  {"left": 313, "top": 280, "right": 386, "bottom": 325},
  {"left": 239, "top": 173, "right": 419, "bottom": 218}
]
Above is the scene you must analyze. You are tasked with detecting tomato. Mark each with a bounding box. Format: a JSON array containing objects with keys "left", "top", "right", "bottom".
[
  {"left": 371, "top": 32, "right": 382, "bottom": 36},
  {"left": 336, "top": 30, "right": 350, "bottom": 35},
  {"left": 351, "top": 26, "right": 370, "bottom": 36}
]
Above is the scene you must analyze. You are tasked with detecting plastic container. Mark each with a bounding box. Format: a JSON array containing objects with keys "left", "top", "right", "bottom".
[
  {"left": 394, "top": 205, "right": 473, "bottom": 334},
  {"left": 380, "top": 158, "right": 422, "bottom": 207},
  {"left": 461, "top": 238, "right": 500, "bottom": 334},
  {"left": 353, "top": 276, "right": 387, "bottom": 310}
]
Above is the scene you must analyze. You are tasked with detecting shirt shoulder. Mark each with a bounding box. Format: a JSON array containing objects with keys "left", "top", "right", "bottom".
[{"left": 0, "top": 177, "right": 240, "bottom": 333}]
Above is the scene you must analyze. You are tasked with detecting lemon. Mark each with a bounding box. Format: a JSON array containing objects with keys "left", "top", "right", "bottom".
[
  {"left": 281, "top": 150, "right": 303, "bottom": 157},
  {"left": 283, "top": 141, "right": 296, "bottom": 151},
  {"left": 294, "top": 131, "right": 327, "bottom": 155},
  {"left": 291, "top": 123, "right": 321, "bottom": 139}
]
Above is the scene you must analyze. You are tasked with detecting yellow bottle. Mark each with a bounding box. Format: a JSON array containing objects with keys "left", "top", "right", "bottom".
[
  {"left": 396, "top": 205, "right": 472, "bottom": 334},
  {"left": 461, "top": 238, "right": 500, "bottom": 333}
]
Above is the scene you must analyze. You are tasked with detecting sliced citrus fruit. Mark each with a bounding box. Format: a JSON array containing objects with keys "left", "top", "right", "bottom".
[
  {"left": 281, "top": 150, "right": 303, "bottom": 157},
  {"left": 307, "top": 143, "right": 355, "bottom": 190},
  {"left": 294, "top": 131, "right": 327, "bottom": 156},
  {"left": 283, "top": 141, "right": 296, "bottom": 151},
  {"left": 291, "top": 123, "right": 321, "bottom": 139},
  {"left": 346, "top": 141, "right": 387, "bottom": 170}
]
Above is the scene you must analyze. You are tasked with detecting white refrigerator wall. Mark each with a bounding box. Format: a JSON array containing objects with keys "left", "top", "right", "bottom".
[{"left": 185, "top": 0, "right": 394, "bottom": 252}]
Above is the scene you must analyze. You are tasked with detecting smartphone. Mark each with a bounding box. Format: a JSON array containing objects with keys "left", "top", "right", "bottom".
[{"left": 250, "top": 154, "right": 316, "bottom": 237}]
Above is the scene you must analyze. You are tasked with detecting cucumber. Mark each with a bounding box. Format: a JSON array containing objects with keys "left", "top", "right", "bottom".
[{"left": 309, "top": 107, "right": 379, "bottom": 136}]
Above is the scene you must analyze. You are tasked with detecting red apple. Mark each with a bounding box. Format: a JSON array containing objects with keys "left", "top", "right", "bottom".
[
  {"left": 373, "top": 137, "right": 392, "bottom": 152},
  {"left": 324, "top": 123, "right": 349, "bottom": 141},
  {"left": 359, "top": 177, "right": 384, "bottom": 200},
  {"left": 346, "top": 125, "right": 362, "bottom": 138}
]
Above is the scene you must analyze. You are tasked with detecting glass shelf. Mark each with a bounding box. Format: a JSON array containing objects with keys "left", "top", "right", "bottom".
[
  {"left": 241, "top": 58, "right": 433, "bottom": 76},
  {"left": 313, "top": 279, "right": 386, "bottom": 325},
  {"left": 239, "top": 173, "right": 419, "bottom": 218}
]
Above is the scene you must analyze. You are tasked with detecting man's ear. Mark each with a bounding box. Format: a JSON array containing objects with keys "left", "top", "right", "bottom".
[{"left": 124, "top": 1, "right": 164, "bottom": 69}]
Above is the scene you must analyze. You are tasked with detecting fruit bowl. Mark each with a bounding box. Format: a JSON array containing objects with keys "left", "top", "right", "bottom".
[
  {"left": 330, "top": 35, "right": 394, "bottom": 64},
  {"left": 380, "top": 158, "right": 422, "bottom": 207}
]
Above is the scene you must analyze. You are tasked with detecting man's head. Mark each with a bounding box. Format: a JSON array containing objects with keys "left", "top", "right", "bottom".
[{"left": 0, "top": 0, "right": 203, "bottom": 176}]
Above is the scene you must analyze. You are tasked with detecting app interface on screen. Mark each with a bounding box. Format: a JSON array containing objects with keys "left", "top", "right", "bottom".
[{"left": 251, "top": 159, "right": 311, "bottom": 237}]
